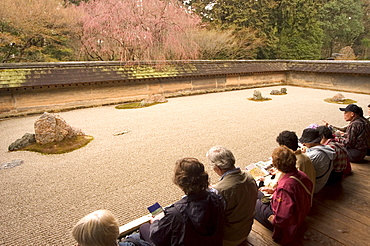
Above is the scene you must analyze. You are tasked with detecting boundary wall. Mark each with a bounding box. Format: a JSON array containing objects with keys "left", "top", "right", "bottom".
[{"left": 1, "top": 60, "right": 369, "bottom": 118}]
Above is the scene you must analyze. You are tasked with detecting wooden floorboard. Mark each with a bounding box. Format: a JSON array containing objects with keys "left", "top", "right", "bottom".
[
  {"left": 305, "top": 203, "right": 368, "bottom": 245},
  {"left": 313, "top": 183, "right": 370, "bottom": 222},
  {"left": 247, "top": 221, "right": 278, "bottom": 246},
  {"left": 248, "top": 157, "right": 370, "bottom": 245}
]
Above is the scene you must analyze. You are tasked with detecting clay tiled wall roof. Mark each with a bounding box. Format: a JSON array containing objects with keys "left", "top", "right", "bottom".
[
  {"left": 1, "top": 60, "right": 370, "bottom": 89},
  {"left": 0, "top": 60, "right": 286, "bottom": 89}
]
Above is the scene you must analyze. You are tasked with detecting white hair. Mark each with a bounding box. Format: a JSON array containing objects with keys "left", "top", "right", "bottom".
[{"left": 206, "top": 145, "right": 235, "bottom": 170}]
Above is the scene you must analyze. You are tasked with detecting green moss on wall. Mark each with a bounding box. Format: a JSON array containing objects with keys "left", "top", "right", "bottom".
[
  {"left": 0, "top": 69, "right": 33, "bottom": 88},
  {"left": 103, "top": 64, "right": 195, "bottom": 79}
]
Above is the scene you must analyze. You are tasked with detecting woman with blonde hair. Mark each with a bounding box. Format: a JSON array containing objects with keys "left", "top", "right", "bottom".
[
  {"left": 72, "top": 210, "right": 120, "bottom": 246},
  {"left": 72, "top": 210, "right": 149, "bottom": 246}
]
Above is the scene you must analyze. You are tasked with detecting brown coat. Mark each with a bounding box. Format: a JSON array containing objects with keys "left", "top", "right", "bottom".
[{"left": 213, "top": 169, "right": 258, "bottom": 242}]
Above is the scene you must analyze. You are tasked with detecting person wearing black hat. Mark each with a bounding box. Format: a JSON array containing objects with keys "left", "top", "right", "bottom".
[
  {"left": 299, "top": 128, "right": 335, "bottom": 193},
  {"left": 336, "top": 104, "right": 370, "bottom": 162},
  {"left": 323, "top": 104, "right": 363, "bottom": 132},
  {"left": 323, "top": 104, "right": 370, "bottom": 161}
]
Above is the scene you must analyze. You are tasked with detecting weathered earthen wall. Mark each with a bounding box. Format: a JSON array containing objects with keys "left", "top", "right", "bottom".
[
  {"left": 1, "top": 60, "right": 369, "bottom": 118},
  {"left": 0, "top": 73, "right": 285, "bottom": 117},
  {"left": 286, "top": 72, "right": 370, "bottom": 94}
]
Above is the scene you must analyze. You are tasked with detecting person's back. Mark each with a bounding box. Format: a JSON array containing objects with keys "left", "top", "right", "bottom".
[
  {"left": 213, "top": 169, "right": 257, "bottom": 242},
  {"left": 326, "top": 140, "right": 348, "bottom": 172},
  {"left": 275, "top": 131, "right": 316, "bottom": 192},
  {"left": 305, "top": 145, "right": 335, "bottom": 192},
  {"left": 295, "top": 149, "right": 316, "bottom": 194},
  {"left": 207, "top": 146, "right": 258, "bottom": 246},
  {"left": 142, "top": 158, "right": 225, "bottom": 246},
  {"left": 180, "top": 191, "right": 224, "bottom": 245},
  {"left": 299, "top": 128, "right": 335, "bottom": 193},
  {"left": 272, "top": 169, "right": 312, "bottom": 244},
  {"left": 150, "top": 190, "right": 224, "bottom": 246},
  {"left": 255, "top": 146, "right": 313, "bottom": 245},
  {"left": 317, "top": 125, "right": 351, "bottom": 183}
]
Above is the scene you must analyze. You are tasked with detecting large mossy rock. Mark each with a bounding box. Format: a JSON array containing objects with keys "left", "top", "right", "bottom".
[{"left": 34, "top": 112, "right": 84, "bottom": 145}]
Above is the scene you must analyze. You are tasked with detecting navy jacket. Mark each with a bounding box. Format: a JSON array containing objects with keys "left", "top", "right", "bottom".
[{"left": 149, "top": 190, "right": 225, "bottom": 246}]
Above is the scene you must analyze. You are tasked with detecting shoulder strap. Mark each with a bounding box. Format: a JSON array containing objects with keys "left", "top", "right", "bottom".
[
  {"left": 289, "top": 176, "right": 312, "bottom": 196},
  {"left": 289, "top": 175, "right": 313, "bottom": 206}
]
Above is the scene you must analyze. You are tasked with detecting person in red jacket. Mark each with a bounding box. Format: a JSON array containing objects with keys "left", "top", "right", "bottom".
[{"left": 255, "top": 146, "right": 313, "bottom": 245}]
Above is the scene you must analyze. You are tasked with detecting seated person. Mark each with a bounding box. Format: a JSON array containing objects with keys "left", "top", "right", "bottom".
[
  {"left": 276, "top": 130, "right": 316, "bottom": 192},
  {"left": 207, "top": 145, "right": 258, "bottom": 246},
  {"left": 72, "top": 210, "right": 149, "bottom": 246},
  {"left": 255, "top": 146, "right": 313, "bottom": 245},
  {"left": 324, "top": 104, "right": 370, "bottom": 162},
  {"left": 139, "top": 157, "right": 225, "bottom": 246},
  {"left": 299, "top": 128, "right": 335, "bottom": 193},
  {"left": 317, "top": 126, "right": 351, "bottom": 182}
]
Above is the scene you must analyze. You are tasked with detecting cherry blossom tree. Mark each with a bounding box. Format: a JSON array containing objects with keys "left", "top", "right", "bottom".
[{"left": 77, "top": 0, "right": 201, "bottom": 61}]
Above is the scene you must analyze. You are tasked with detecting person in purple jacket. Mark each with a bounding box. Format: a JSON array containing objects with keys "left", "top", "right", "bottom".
[{"left": 255, "top": 146, "right": 313, "bottom": 245}]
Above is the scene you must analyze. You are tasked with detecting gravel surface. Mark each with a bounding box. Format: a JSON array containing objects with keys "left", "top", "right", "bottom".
[{"left": 0, "top": 85, "right": 369, "bottom": 245}]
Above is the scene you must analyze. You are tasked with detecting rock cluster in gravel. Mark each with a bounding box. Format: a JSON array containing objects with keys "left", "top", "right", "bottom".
[
  {"left": 270, "top": 88, "right": 287, "bottom": 95},
  {"left": 332, "top": 93, "right": 345, "bottom": 102},
  {"left": 140, "top": 94, "right": 167, "bottom": 107}
]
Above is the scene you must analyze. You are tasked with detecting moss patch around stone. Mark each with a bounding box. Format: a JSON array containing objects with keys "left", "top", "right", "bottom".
[
  {"left": 247, "top": 98, "right": 272, "bottom": 102},
  {"left": 324, "top": 98, "right": 357, "bottom": 104},
  {"left": 115, "top": 101, "right": 167, "bottom": 109},
  {"left": 21, "top": 135, "right": 93, "bottom": 154}
]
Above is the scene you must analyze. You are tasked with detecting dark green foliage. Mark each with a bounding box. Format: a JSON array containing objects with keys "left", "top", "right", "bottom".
[
  {"left": 0, "top": 31, "right": 77, "bottom": 63},
  {"left": 319, "top": 0, "right": 364, "bottom": 58},
  {"left": 185, "top": 0, "right": 369, "bottom": 60},
  {"left": 1, "top": 0, "right": 370, "bottom": 62},
  {"left": 1, "top": 0, "right": 80, "bottom": 63}
]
